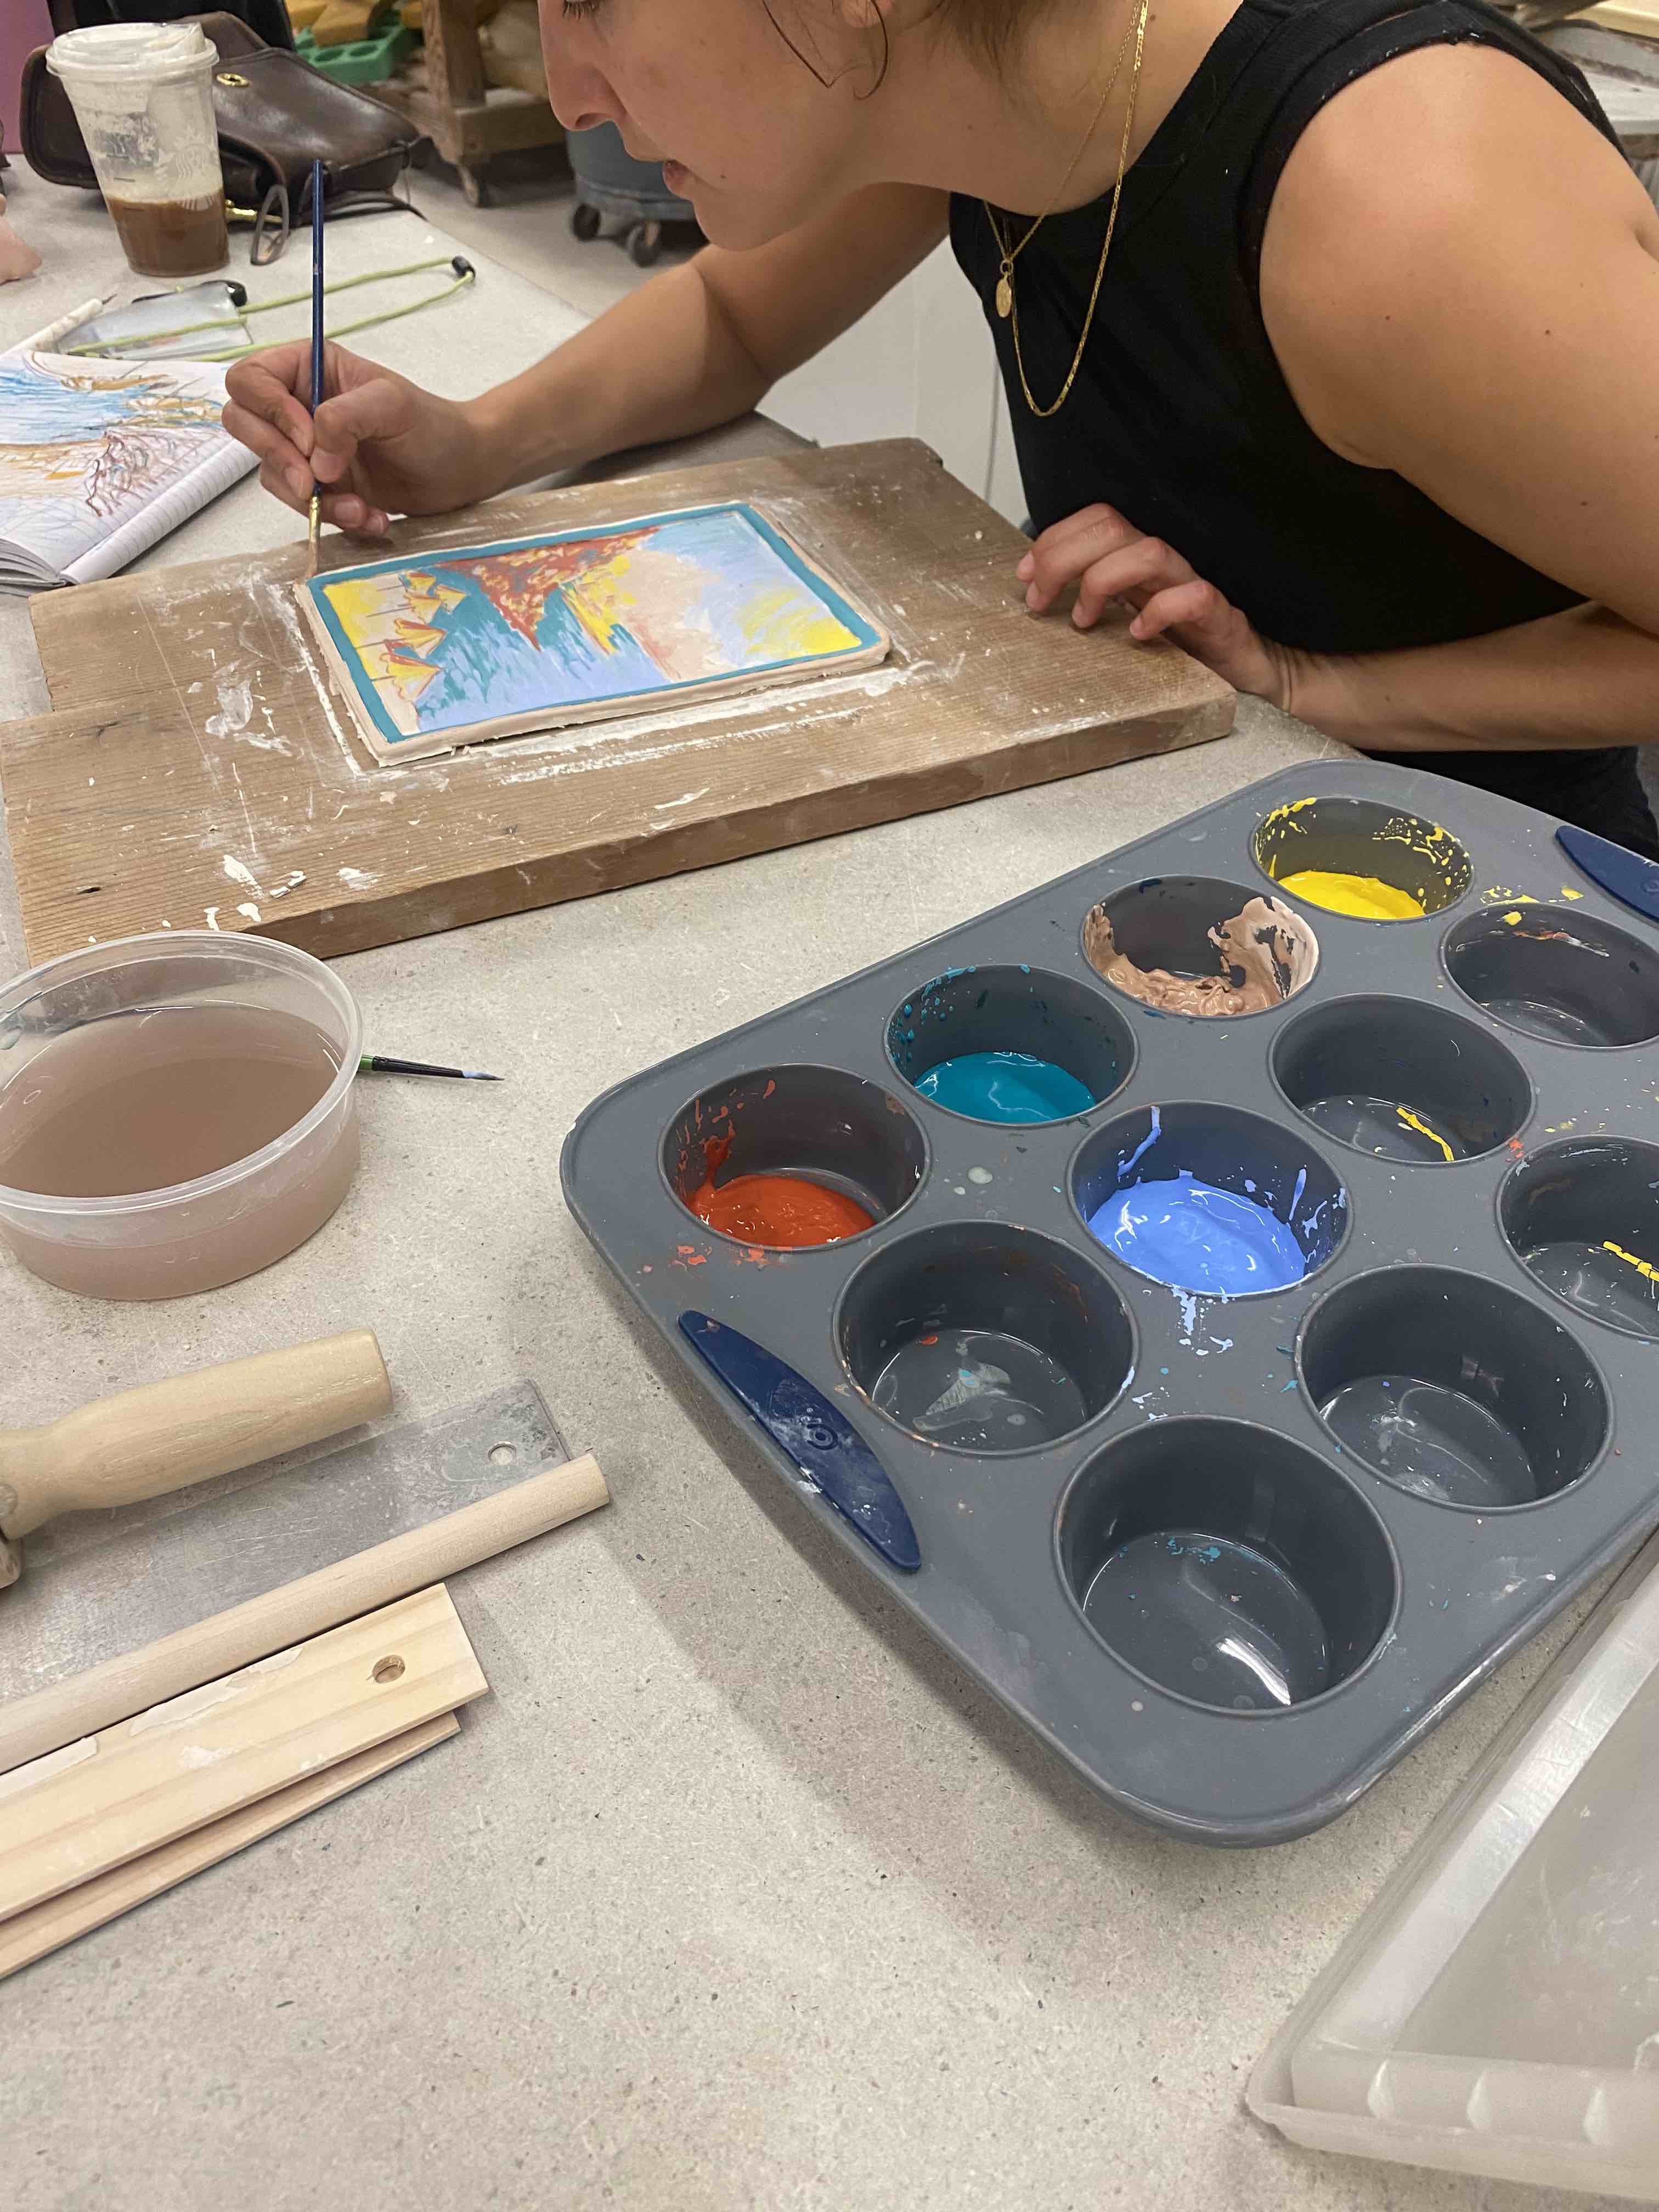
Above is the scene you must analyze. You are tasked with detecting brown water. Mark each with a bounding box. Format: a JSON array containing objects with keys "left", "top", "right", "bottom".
[
  {"left": 0, "top": 1005, "right": 340, "bottom": 1197},
  {"left": 0, "top": 1004, "right": 356, "bottom": 1300},
  {"left": 105, "top": 193, "right": 228, "bottom": 279}
]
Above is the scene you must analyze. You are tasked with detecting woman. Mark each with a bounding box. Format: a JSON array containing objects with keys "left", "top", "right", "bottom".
[{"left": 225, "top": 0, "right": 1659, "bottom": 850}]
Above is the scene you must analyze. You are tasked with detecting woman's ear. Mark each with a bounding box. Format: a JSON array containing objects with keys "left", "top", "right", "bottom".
[{"left": 763, "top": 0, "right": 894, "bottom": 89}]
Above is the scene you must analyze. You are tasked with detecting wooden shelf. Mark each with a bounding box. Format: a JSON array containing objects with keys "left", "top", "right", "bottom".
[{"left": 377, "top": 0, "right": 562, "bottom": 205}]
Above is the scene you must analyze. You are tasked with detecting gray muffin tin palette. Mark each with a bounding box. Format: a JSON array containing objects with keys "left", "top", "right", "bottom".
[{"left": 562, "top": 762, "right": 1659, "bottom": 1843}]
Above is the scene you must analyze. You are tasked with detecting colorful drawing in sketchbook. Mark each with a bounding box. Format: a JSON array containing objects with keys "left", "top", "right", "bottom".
[
  {"left": 0, "top": 350, "right": 249, "bottom": 590},
  {"left": 297, "top": 501, "right": 889, "bottom": 763}
]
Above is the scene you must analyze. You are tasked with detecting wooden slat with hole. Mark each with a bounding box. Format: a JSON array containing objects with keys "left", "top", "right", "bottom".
[
  {"left": 0, "top": 1714, "right": 459, "bottom": 1979},
  {"left": 0, "top": 1584, "right": 486, "bottom": 1920},
  {"left": 5, "top": 441, "right": 1234, "bottom": 963}
]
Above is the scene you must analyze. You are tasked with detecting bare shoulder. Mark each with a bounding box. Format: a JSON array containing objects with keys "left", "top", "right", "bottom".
[{"left": 1259, "top": 38, "right": 1659, "bottom": 462}]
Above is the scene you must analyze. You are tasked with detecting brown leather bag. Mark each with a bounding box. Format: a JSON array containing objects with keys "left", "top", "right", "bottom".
[{"left": 21, "top": 13, "right": 422, "bottom": 260}]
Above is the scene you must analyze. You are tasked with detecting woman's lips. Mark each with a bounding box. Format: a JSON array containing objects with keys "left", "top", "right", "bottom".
[{"left": 661, "top": 158, "right": 691, "bottom": 194}]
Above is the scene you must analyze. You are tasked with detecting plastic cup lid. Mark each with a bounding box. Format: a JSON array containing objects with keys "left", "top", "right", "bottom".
[{"left": 46, "top": 22, "right": 215, "bottom": 84}]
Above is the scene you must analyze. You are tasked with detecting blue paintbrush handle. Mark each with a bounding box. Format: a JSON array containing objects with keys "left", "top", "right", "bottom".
[
  {"left": 678, "top": 1312, "right": 922, "bottom": 1572},
  {"left": 309, "top": 157, "right": 325, "bottom": 459}
]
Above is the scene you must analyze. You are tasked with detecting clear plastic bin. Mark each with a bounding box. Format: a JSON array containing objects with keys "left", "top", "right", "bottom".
[
  {"left": 0, "top": 933, "right": 361, "bottom": 1301},
  {"left": 1250, "top": 1528, "right": 1659, "bottom": 2199}
]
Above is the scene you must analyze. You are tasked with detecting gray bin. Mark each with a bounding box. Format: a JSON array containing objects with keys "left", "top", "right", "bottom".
[{"left": 567, "top": 121, "right": 696, "bottom": 266}]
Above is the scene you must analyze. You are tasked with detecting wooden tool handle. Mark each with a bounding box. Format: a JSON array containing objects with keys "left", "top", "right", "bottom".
[
  {"left": 0, "top": 1454, "right": 608, "bottom": 1776},
  {"left": 0, "top": 1331, "right": 392, "bottom": 1541}
]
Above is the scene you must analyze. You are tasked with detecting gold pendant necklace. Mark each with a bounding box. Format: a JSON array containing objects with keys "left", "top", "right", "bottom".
[
  {"left": 988, "top": 0, "right": 1151, "bottom": 416},
  {"left": 985, "top": 0, "right": 1139, "bottom": 321}
]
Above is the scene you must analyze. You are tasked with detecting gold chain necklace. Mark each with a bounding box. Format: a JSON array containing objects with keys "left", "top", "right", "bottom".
[
  {"left": 984, "top": 2, "right": 1139, "bottom": 320},
  {"left": 984, "top": 0, "right": 1152, "bottom": 419}
]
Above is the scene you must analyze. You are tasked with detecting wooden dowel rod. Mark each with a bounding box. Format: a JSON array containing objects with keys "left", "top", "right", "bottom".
[{"left": 0, "top": 1453, "right": 607, "bottom": 1776}]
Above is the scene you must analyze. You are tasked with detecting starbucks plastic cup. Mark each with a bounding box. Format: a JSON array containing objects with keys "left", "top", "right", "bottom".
[{"left": 46, "top": 22, "right": 228, "bottom": 280}]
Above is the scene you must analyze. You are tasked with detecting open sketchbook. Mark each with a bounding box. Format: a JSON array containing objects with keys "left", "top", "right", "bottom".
[
  {"left": 297, "top": 502, "right": 890, "bottom": 764},
  {"left": 0, "top": 347, "right": 253, "bottom": 592}
]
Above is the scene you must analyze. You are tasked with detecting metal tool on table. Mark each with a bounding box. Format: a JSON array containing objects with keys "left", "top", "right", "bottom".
[
  {"left": 0, "top": 1331, "right": 391, "bottom": 1590},
  {"left": 0, "top": 1381, "right": 603, "bottom": 1779}
]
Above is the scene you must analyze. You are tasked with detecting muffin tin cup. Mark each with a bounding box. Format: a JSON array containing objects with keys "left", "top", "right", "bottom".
[
  {"left": 1082, "top": 876, "right": 1320, "bottom": 1018},
  {"left": 1443, "top": 905, "right": 1659, "bottom": 1048},
  {"left": 837, "top": 1222, "right": 1136, "bottom": 1457},
  {"left": 1056, "top": 1419, "right": 1399, "bottom": 1713},
  {"left": 1298, "top": 1266, "right": 1610, "bottom": 1511},
  {"left": 661, "top": 1063, "right": 927, "bottom": 1248},
  {"left": 1253, "top": 795, "right": 1473, "bottom": 918},
  {"left": 1270, "top": 995, "right": 1533, "bottom": 1165},
  {"left": 885, "top": 963, "right": 1135, "bottom": 1125},
  {"left": 1500, "top": 1137, "right": 1659, "bottom": 1341},
  {"left": 565, "top": 761, "right": 1659, "bottom": 1842},
  {"left": 1071, "top": 1101, "right": 1349, "bottom": 1293}
]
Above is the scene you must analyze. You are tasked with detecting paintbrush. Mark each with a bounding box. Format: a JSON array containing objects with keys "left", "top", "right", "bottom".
[
  {"left": 358, "top": 1055, "right": 503, "bottom": 1081},
  {"left": 306, "top": 157, "right": 325, "bottom": 577}
]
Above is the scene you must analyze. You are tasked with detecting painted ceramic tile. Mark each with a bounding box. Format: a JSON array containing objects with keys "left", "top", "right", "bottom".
[{"left": 298, "top": 501, "right": 888, "bottom": 763}]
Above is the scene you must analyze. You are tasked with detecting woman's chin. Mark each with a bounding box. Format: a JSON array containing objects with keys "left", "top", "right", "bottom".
[{"left": 671, "top": 174, "right": 800, "bottom": 252}]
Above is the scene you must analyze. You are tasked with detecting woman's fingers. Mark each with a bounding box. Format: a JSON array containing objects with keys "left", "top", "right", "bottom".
[
  {"left": 330, "top": 494, "right": 391, "bottom": 537},
  {"left": 1018, "top": 503, "right": 1138, "bottom": 607},
  {"left": 254, "top": 458, "right": 387, "bottom": 535},
  {"left": 224, "top": 346, "right": 317, "bottom": 455},
  {"left": 1012, "top": 501, "right": 1294, "bottom": 704},
  {"left": 1128, "top": 577, "right": 1229, "bottom": 642},
  {"left": 222, "top": 399, "right": 310, "bottom": 487},
  {"left": 1072, "top": 537, "right": 1194, "bottom": 627},
  {"left": 310, "top": 375, "right": 412, "bottom": 483},
  {"left": 1129, "top": 579, "right": 1286, "bottom": 699}
]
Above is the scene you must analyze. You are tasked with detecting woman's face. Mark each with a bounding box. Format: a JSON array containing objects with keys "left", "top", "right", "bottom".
[{"left": 540, "top": 0, "right": 879, "bottom": 247}]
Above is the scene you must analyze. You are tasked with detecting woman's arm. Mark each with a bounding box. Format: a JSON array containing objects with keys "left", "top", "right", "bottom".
[
  {"left": 1022, "top": 44, "right": 1659, "bottom": 752},
  {"left": 473, "top": 181, "right": 950, "bottom": 490},
  {"left": 223, "top": 183, "right": 947, "bottom": 531}
]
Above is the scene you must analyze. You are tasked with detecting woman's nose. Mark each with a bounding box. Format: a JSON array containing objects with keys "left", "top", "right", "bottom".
[{"left": 537, "top": 24, "right": 622, "bottom": 132}]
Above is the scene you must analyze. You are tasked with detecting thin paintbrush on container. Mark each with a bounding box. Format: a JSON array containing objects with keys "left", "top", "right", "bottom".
[
  {"left": 306, "top": 157, "right": 324, "bottom": 577},
  {"left": 359, "top": 1055, "right": 503, "bottom": 1081}
]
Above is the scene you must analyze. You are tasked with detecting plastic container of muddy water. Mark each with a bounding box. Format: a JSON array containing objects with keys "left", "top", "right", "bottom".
[
  {"left": 565, "top": 761, "right": 1659, "bottom": 1843},
  {"left": 0, "top": 933, "right": 360, "bottom": 1300}
]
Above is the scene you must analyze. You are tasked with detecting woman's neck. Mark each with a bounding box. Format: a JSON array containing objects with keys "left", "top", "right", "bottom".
[{"left": 865, "top": 0, "right": 1240, "bottom": 212}]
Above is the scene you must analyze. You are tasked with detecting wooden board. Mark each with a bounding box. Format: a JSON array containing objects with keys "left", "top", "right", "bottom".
[
  {"left": 0, "top": 1714, "right": 458, "bottom": 1980},
  {"left": 5, "top": 439, "right": 1234, "bottom": 964},
  {"left": 0, "top": 1584, "right": 486, "bottom": 1920}
]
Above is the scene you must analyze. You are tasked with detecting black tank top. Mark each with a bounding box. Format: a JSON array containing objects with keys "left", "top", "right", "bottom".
[{"left": 949, "top": 0, "right": 1659, "bottom": 855}]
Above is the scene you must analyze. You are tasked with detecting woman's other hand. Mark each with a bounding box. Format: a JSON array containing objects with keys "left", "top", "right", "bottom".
[
  {"left": 1018, "top": 502, "right": 1298, "bottom": 704},
  {"left": 222, "top": 342, "right": 491, "bottom": 535}
]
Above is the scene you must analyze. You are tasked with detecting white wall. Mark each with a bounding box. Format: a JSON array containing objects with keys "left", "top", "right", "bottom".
[{"left": 763, "top": 240, "right": 1029, "bottom": 526}]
